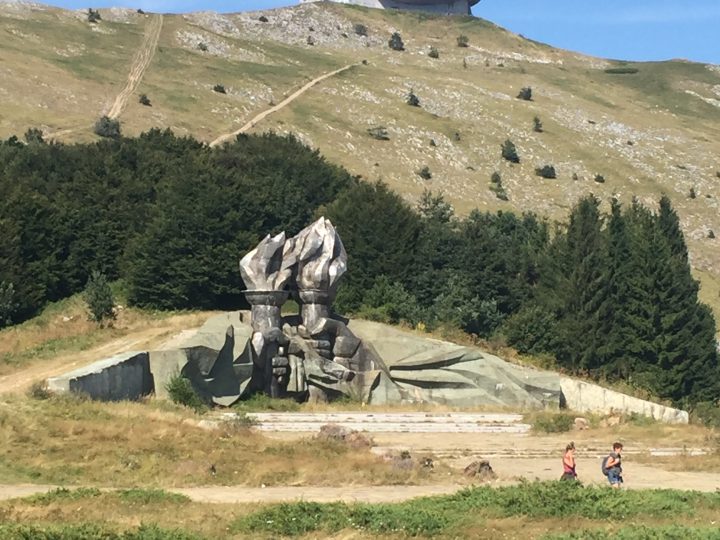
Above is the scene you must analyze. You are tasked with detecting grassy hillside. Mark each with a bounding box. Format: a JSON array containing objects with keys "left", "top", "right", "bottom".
[{"left": 1, "top": 1, "right": 719, "bottom": 327}]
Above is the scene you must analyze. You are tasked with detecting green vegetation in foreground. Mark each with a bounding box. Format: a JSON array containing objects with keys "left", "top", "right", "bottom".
[
  {"left": 0, "top": 523, "right": 203, "bottom": 540},
  {"left": 232, "top": 481, "right": 720, "bottom": 537},
  {"left": 545, "top": 525, "right": 720, "bottom": 540}
]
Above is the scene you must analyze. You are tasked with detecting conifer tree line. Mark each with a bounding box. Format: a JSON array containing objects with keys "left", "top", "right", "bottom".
[{"left": 0, "top": 130, "right": 716, "bottom": 405}]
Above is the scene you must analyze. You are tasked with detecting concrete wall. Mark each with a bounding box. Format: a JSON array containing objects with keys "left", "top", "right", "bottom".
[
  {"left": 300, "top": 0, "right": 473, "bottom": 15},
  {"left": 560, "top": 377, "right": 689, "bottom": 424},
  {"left": 47, "top": 351, "right": 153, "bottom": 401}
]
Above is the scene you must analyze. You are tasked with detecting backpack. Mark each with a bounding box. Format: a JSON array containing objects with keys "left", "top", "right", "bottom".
[{"left": 601, "top": 456, "right": 610, "bottom": 475}]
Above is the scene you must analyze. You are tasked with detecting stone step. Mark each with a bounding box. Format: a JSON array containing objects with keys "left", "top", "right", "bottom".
[{"left": 231, "top": 412, "right": 530, "bottom": 433}]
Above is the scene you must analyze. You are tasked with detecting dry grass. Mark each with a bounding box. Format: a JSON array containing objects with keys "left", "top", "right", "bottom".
[{"left": 0, "top": 394, "right": 448, "bottom": 488}]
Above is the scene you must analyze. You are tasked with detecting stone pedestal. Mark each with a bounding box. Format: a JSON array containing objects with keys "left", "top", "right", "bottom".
[{"left": 244, "top": 290, "right": 289, "bottom": 397}]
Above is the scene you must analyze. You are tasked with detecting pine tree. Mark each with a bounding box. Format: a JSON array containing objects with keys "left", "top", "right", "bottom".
[
  {"left": 84, "top": 270, "right": 115, "bottom": 324},
  {"left": 651, "top": 196, "right": 719, "bottom": 402}
]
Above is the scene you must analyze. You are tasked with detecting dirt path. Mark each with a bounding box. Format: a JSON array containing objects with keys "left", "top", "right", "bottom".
[
  {"left": 107, "top": 14, "right": 163, "bottom": 119},
  {"left": 209, "top": 63, "right": 358, "bottom": 147},
  {"left": 2, "top": 459, "right": 719, "bottom": 505},
  {"left": 0, "top": 313, "right": 206, "bottom": 395}
]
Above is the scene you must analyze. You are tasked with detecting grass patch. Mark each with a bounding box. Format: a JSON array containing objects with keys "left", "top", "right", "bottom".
[
  {"left": 233, "top": 481, "right": 720, "bottom": 537},
  {"left": 232, "top": 392, "right": 301, "bottom": 412},
  {"left": 117, "top": 488, "right": 191, "bottom": 505},
  {"left": 525, "top": 412, "right": 575, "bottom": 433},
  {"left": 545, "top": 525, "right": 720, "bottom": 539},
  {"left": 28, "top": 487, "right": 102, "bottom": 505},
  {"left": 0, "top": 522, "right": 205, "bottom": 540}
]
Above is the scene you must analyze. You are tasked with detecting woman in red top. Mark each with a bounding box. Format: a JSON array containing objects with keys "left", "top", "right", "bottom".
[{"left": 561, "top": 442, "right": 578, "bottom": 481}]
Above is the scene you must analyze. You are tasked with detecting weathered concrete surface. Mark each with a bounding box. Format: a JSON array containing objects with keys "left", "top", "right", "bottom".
[
  {"left": 348, "top": 320, "right": 561, "bottom": 408},
  {"left": 149, "top": 312, "right": 255, "bottom": 405},
  {"left": 238, "top": 412, "right": 530, "bottom": 433},
  {"left": 560, "top": 377, "right": 689, "bottom": 424},
  {"left": 47, "top": 351, "right": 152, "bottom": 401}
]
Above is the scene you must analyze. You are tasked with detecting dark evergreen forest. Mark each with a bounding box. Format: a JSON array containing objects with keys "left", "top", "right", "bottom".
[{"left": 0, "top": 130, "right": 716, "bottom": 406}]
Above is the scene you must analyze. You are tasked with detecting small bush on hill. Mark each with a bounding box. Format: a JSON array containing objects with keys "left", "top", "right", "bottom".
[
  {"left": 708, "top": 230, "right": 715, "bottom": 239},
  {"left": 367, "top": 126, "right": 389, "bottom": 140},
  {"left": 83, "top": 270, "right": 115, "bottom": 324},
  {"left": 689, "top": 187, "right": 697, "bottom": 199},
  {"left": 388, "top": 32, "right": 404, "bottom": 51},
  {"left": 533, "top": 115, "right": 543, "bottom": 132},
  {"left": 353, "top": 23, "right": 367, "bottom": 36},
  {"left": 139, "top": 93, "right": 151, "bottom": 106},
  {"left": 594, "top": 174, "right": 606, "bottom": 183},
  {"left": 197, "top": 42, "right": 208, "bottom": 51},
  {"left": 24, "top": 127, "right": 45, "bottom": 144},
  {"left": 166, "top": 374, "right": 207, "bottom": 413},
  {"left": 604, "top": 66, "right": 639, "bottom": 74},
  {"left": 87, "top": 8, "right": 101, "bottom": 23},
  {"left": 213, "top": 84, "right": 226, "bottom": 94},
  {"left": 535, "top": 165, "right": 557, "bottom": 179},
  {"left": 489, "top": 171, "right": 508, "bottom": 201},
  {"left": 28, "top": 380, "right": 52, "bottom": 400},
  {"left": 258, "top": 15, "right": 268, "bottom": 22},
  {"left": 456, "top": 35, "right": 469, "bottom": 47},
  {"left": 406, "top": 89, "right": 420, "bottom": 107},
  {"left": 417, "top": 166, "right": 432, "bottom": 180},
  {"left": 306, "top": 35, "right": 314, "bottom": 46},
  {"left": 93, "top": 116, "right": 120, "bottom": 139},
  {"left": 517, "top": 86, "right": 533, "bottom": 101},
  {"left": 501, "top": 139, "right": 519, "bottom": 163},
  {"left": 428, "top": 46, "right": 439, "bottom": 59}
]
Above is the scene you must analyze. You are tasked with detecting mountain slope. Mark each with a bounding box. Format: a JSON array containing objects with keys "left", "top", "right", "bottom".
[{"left": 1, "top": 1, "right": 719, "bottom": 326}]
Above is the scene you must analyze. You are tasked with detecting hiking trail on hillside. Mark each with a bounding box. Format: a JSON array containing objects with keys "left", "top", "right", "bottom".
[
  {"left": 107, "top": 14, "right": 163, "bottom": 119},
  {"left": 209, "top": 63, "right": 357, "bottom": 147}
]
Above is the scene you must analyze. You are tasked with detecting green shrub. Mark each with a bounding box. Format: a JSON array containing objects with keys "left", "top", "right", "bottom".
[
  {"left": 535, "top": 165, "right": 557, "bottom": 179},
  {"left": 212, "top": 84, "right": 226, "bottom": 94},
  {"left": 456, "top": 35, "right": 469, "bottom": 47},
  {"left": 366, "top": 126, "right": 389, "bottom": 140},
  {"left": 428, "top": 46, "right": 439, "bottom": 59},
  {"left": 24, "top": 127, "right": 45, "bottom": 144},
  {"left": 388, "top": 32, "right": 404, "bottom": 51},
  {"left": 165, "top": 374, "right": 207, "bottom": 413},
  {"left": 87, "top": 8, "right": 101, "bottom": 23},
  {"left": 356, "top": 276, "right": 423, "bottom": 325},
  {"left": 353, "top": 23, "right": 367, "bottom": 36},
  {"left": 406, "top": 89, "right": 420, "bottom": 107},
  {"left": 197, "top": 42, "right": 207, "bottom": 51},
  {"left": 417, "top": 165, "right": 432, "bottom": 180},
  {"left": 604, "top": 66, "right": 639, "bottom": 74},
  {"left": 93, "top": 116, "right": 120, "bottom": 139},
  {"left": 501, "top": 139, "right": 520, "bottom": 163},
  {"left": 594, "top": 174, "right": 606, "bottom": 183},
  {"left": 28, "top": 381, "right": 52, "bottom": 400},
  {"left": 139, "top": 94, "right": 151, "bottom": 106},
  {"left": 517, "top": 87, "right": 533, "bottom": 100},
  {"left": 527, "top": 412, "right": 575, "bottom": 433},
  {"left": 258, "top": 15, "right": 269, "bottom": 23},
  {"left": 533, "top": 116, "right": 543, "bottom": 133},
  {"left": 83, "top": 270, "right": 115, "bottom": 324}
]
